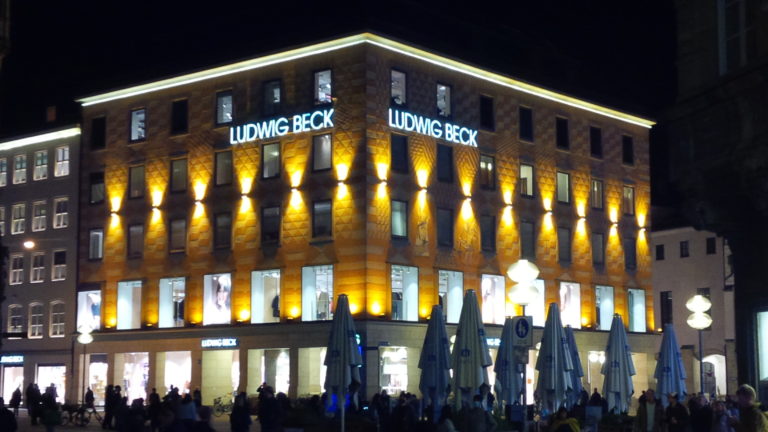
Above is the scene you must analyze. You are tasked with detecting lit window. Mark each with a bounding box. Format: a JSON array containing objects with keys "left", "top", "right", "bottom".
[
  {"left": 90, "top": 172, "right": 105, "bottom": 204},
  {"left": 9, "top": 254, "right": 23, "bottom": 285},
  {"left": 261, "top": 206, "right": 281, "bottom": 245},
  {"left": 591, "top": 179, "right": 604, "bottom": 209},
  {"left": 622, "top": 135, "right": 634, "bottom": 165},
  {"left": 13, "top": 154, "right": 26, "bottom": 184},
  {"left": 33, "top": 150, "right": 48, "bottom": 180},
  {"left": 391, "top": 265, "right": 418, "bottom": 321},
  {"left": 216, "top": 91, "right": 233, "bottom": 125},
  {"left": 479, "top": 155, "right": 495, "bottom": 189},
  {"left": 436, "top": 83, "right": 451, "bottom": 117},
  {"left": 262, "top": 143, "right": 280, "bottom": 179},
  {"left": 592, "top": 232, "right": 605, "bottom": 266},
  {"left": 556, "top": 172, "right": 570, "bottom": 203},
  {"left": 595, "top": 285, "right": 614, "bottom": 331},
  {"left": 129, "top": 165, "right": 145, "bottom": 198},
  {"left": 169, "top": 219, "right": 186, "bottom": 253},
  {"left": 519, "top": 106, "right": 533, "bottom": 142},
  {"left": 11, "top": 203, "right": 25, "bottom": 234},
  {"left": 127, "top": 224, "right": 144, "bottom": 258},
  {"left": 559, "top": 281, "right": 581, "bottom": 328},
  {"left": 480, "top": 215, "right": 495, "bottom": 252},
  {"left": 130, "top": 108, "right": 146, "bottom": 142},
  {"left": 214, "top": 213, "right": 232, "bottom": 249},
  {"left": 556, "top": 117, "right": 569, "bottom": 150},
  {"left": 77, "top": 290, "right": 101, "bottom": 331},
  {"left": 252, "top": 270, "right": 281, "bottom": 324},
  {"left": 481, "top": 274, "right": 507, "bottom": 325},
  {"left": 170, "top": 159, "right": 188, "bottom": 193},
  {"left": 159, "top": 278, "right": 186, "bottom": 328},
  {"left": 302, "top": 265, "right": 333, "bottom": 321},
  {"left": 391, "top": 70, "right": 406, "bottom": 106},
  {"left": 590, "top": 126, "right": 602, "bottom": 158},
  {"left": 117, "top": 281, "right": 142, "bottom": 329},
  {"left": 479, "top": 95, "right": 494, "bottom": 131},
  {"left": 91, "top": 117, "right": 106, "bottom": 150},
  {"left": 312, "top": 134, "right": 332, "bottom": 171},
  {"left": 623, "top": 186, "right": 635, "bottom": 215},
  {"left": 50, "top": 302, "right": 65, "bottom": 337},
  {"left": 31, "top": 253, "right": 44, "bottom": 283},
  {"left": 391, "top": 200, "right": 407, "bottom": 239},
  {"left": 170, "top": 99, "right": 188, "bottom": 135},
  {"left": 557, "top": 227, "right": 571, "bottom": 262},
  {"left": 89, "top": 229, "right": 104, "bottom": 260},
  {"left": 54, "top": 146, "right": 69, "bottom": 177},
  {"left": 7, "top": 305, "right": 23, "bottom": 334},
  {"left": 0, "top": 157, "right": 7, "bottom": 186},
  {"left": 390, "top": 134, "right": 408, "bottom": 174},
  {"left": 437, "top": 144, "right": 453, "bottom": 183},
  {"left": 53, "top": 197, "right": 68, "bottom": 229},
  {"left": 380, "top": 346, "right": 409, "bottom": 395},
  {"left": 29, "top": 303, "right": 43, "bottom": 339},
  {"left": 314, "top": 70, "right": 332, "bottom": 104},
  {"left": 520, "top": 221, "right": 535, "bottom": 260},
  {"left": 627, "top": 288, "right": 646, "bottom": 332},
  {"left": 520, "top": 164, "right": 534, "bottom": 197},
  {"left": 0, "top": 207, "right": 5, "bottom": 236},
  {"left": 438, "top": 270, "right": 463, "bottom": 324},
  {"left": 32, "top": 201, "right": 47, "bottom": 232},
  {"left": 624, "top": 237, "right": 637, "bottom": 270},
  {"left": 437, "top": 208, "right": 453, "bottom": 247},
  {"left": 312, "top": 201, "right": 332, "bottom": 237},
  {"left": 263, "top": 80, "right": 282, "bottom": 116},
  {"left": 215, "top": 151, "right": 233, "bottom": 186}
]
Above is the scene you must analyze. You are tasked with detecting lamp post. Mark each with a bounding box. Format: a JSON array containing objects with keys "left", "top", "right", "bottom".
[
  {"left": 685, "top": 295, "right": 712, "bottom": 395},
  {"left": 77, "top": 325, "right": 94, "bottom": 404}
]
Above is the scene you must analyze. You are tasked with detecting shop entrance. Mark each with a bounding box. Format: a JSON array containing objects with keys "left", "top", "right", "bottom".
[
  {"left": 156, "top": 351, "right": 192, "bottom": 394},
  {"left": 247, "top": 349, "right": 290, "bottom": 395},
  {"left": 2, "top": 366, "right": 23, "bottom": 402},
  {"left": 114, "top": 352, "right": 149, "bottom": 402},
  {"left": 37, "top": 364, "right": 66, "bottom": 403},
  {"left": 88, "top": 354, "right": 108, "bottom": 406},
  {"left": 297, "top": 347, "right": 327, "bottom": 395},
  {"left": 201, "top": 350, "right": 239, "bottom": 405}
]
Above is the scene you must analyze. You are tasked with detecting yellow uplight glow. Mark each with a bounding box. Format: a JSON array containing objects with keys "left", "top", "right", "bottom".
[
  {"left": 289, "top": 306, "right": 300, "bottom": 318},
  {"left": 576, "top": 218, "right": 587, "bottom": 236},
  {"left": 581, "top": 316, "right": 590, "bottom": 327},
  {"left": 417, "top": 189, "right": 427, "bottom": 210},
  {"left": 377, "top": 182, "right": 388, "bottom": 199},
  {"left": 290, "top": 171, "right": 303, "bottom": 188},
  {"left": 238, "top": 309, "right": 251, "bottom": 322},
  {"left": 336, "top": 163, "right": 350, "bottom": 182},
  {"left": 290, "top": 189, "right": 303, "bottom": 208},
  {"left": 609, "top": 223, "right": 618, "bottom": 237},
  {"left": 461, "top": 198, "right": 474, "bottom": 221},
  {"left": 110, "top": 196, "right": 122, "bottom": 213},
  {"left": 337, "top": 183, "right": 349, "bottom": 199},
  {"left": 637, "top": 213, "right": 646, "bottom": 228},
  {"left": 543, "top": 212, "right": 554, "bottom": 231},
  {"left": 420, "top": 307, "right": 429, "bottom": 318},
  {"left": 349, "top": 303, "right": 360, "bottom": 314},
  {"left": 241, "top": 177, "right": 254, "bottom": 195},
  {"left": 576, "top": 201, "right": 586, "bottom": 218},
  {"left": 609, "top": 207, "right": 618, "bottom": 224},
  {"left": 151, "top": 189, "right": 164, "bottom": 208},
  {"left": 416, "top": 169, "right": 429, "bottom": 189},
  {"left": 377, "top": 163, "right": 389, "bottom": 181},
  {"left": 194, "top": 181, "right": 207, "bottom": 202},
  {"left": 542, "top": 196, "right": 552, "bottom": 212},
  {"left": 239, "top": 197, "right": 252, "bottom": 213},
  {"left": 151, "top": 208, "right": 162, "bottom": 224},
  {"left": 371, "top": 302, "right": 383, "bottom": 316},
  {"left": 193, "top": 202, "right": 205, "bottom": 219},
  {"left": 502, "top": 206, "right": 513, "bottom": 226},
  {"left": 503, "top": 190, "right": 513, "bottom": 206},
  {"left": 462, "top": 183, "right": 472, "bottom": 198},
  {"left": 110, "top": 213, "right": 121, "bottom": 228}
]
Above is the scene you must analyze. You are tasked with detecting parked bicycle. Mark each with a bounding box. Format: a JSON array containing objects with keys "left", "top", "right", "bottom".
[
  {"left": 73, "top": 404, "right": 103, "bottom": 427},
  {"left": 213, "top": 392, "right": 236, "bottom": 417}
]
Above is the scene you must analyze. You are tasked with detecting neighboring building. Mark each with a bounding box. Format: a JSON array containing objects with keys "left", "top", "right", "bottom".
[
  {"left": 0, "top": 126, "right": 81, "bottom": 403},
  {"left": 74, "top": 33, "right": 657, "bottom": 406},
  {"left": 651, "top": 226, "right": 736, "bottom": 396},
  {"left": 667, "top": 1, "right": 768, "bottom": 398}
]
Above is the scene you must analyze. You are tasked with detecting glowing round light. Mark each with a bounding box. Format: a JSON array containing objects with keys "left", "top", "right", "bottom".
[
  {"left": 77, "top": 333, "right": 94, "bottom": 344},
  {"left": 687, "top": 312, "right": 712, "bottom": 330},
  {"left": 23, "top": 240, "right": 35, "bottom": 249},
  {"left": 685, "top": 295, "right": 712, "bottom": 313},
  {"left": 588, "top": 352, "right": 598, "bottom": 363},
  {"left": 506, "top": 260, "right": 540, "bottom": 283},
  {"left": 508, "top": 282, "right": 540, "bottom": 307}
]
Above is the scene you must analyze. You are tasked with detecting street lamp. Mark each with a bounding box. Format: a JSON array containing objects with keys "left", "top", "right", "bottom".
[
  {"left": 77, "top": 325, "right": 94, "bottom": 404},
  {"left": 686, "top": 295, "right": 712, "bottom": 395}
]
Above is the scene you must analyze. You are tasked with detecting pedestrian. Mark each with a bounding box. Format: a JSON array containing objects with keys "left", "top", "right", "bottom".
[
  {"left": 177, "top": 393, "right": 198, "bottom": 429},
  {"left": 461, "top": 394, "right": 497, "bottom": 432},
  {"left": 691, "top": 394, "right": 713, "bottom": 432},
  {"left": 85, "top": 387, "right": 95, "bottom": 408},
  {"left": 40, "top": 387, "right": 61, "bottom": 432},
  {"left": 26, "top": 383, "right": 40, "bottom": 425},
  {"left": 231, "top": 391, "right": 253, "bottom": 432},
  {"left": 636, "top": 389, "right": 663, "bottom": 432},
  {"left": 0, "top": 397, "right": 18, "bottom": 431},
  {"left": 148, "top": 388, "right": 162, "bottom": 432},
  {"left": 192, "top": 405, "right": 215, "bottom": 432},
  {"left": 9, "top": 386, "right": 21, "bottom": 416},
  {"left": 102, "top": 384, "right": 114, "bottom": 429},
  {"left": 665, "top": 392, "right": 690, "bottom": 432},
  {"left": 712, "top": 400, "right": 736, "bottom": 432},
  {"left": 479, "top": 383, "right": 495, "bottom": 412},
  {"left": 258, "top": 387, "right": 281, "bottom": 432},
  {"left": 729, "top": 384, "right": 768, "bottom": 432},
  {"left": 436, "top": 405, "right": 457, "bottom": 432},
  {"left": 548, "top": 407, "right": 579, "bottom": 432},
  {"left": 193, "top": 388, "right": 202, "bottom": 408},
  {"left": 391, "top": 392, "right": 416, "bottom": 432},
  {"left": 126, "top": 398, "right": 147, "bottom": 431}
]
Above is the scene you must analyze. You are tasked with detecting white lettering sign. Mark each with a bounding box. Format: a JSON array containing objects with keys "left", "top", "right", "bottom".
[
  {"left": 200, "top": 338, "right": 238, "bottom": 349},
  {"left": 229, "top": 108, "right": 334, "bottom": 145},
  {"left": 388, "top": 108, "right": 478, "bottom": 147},
  {"left": 0, "top": 355, "right": 23, "bottom": 364}
]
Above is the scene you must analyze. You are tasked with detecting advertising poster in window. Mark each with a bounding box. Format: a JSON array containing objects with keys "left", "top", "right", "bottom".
[
  {"left": 77, "top": 290, "right": 101, "bottom": 330},
  {"left": 204, "top": 273, "right": 231, "bottom": 325}
]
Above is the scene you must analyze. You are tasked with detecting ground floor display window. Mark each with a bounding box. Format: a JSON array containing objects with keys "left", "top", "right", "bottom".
[
  {"left": 1, "top": 365, "right": 23, "bottom": 402},
  {"left": 37, "top": 364, "right": 66, "bottom": 403},
  {"left": 114, "top": 352, "right": 148, "bottom": 402},
  {"left": 297, "top": 347, "right": 327, "bottom": 395},
  {"left": 201, "top": 350, "right": 239, "bottom": 405},
  {"left": 88, "top": 354, "right": 108, "bottom": 406},
  {"left": 380, "top": 347, "right": 408, "bottom": 394},
  {"left": 247, "top": 349, "right": 290, "bottom": 395},
  {"left": 157, "top": 351, "right": 192, "bottom": 394}
]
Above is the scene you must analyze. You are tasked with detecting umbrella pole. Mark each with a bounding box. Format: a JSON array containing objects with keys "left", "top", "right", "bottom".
[{"left": 341, "top": 394, "right": 345, "bottom": 432}]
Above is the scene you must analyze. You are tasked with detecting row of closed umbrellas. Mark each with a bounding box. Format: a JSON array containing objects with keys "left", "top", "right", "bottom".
[{"left": 323, "top": 290, "right": 688, "bottom": 430}]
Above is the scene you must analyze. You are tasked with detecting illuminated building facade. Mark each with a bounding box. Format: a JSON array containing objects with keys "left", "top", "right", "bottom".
[{"left": 75, "top": 34, "right": 657, "bottom": 405}]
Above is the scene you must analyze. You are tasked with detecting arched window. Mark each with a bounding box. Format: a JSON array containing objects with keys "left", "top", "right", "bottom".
[
  {"left": 28, "top": 303, "right": 44, "bottom": 339},
  {"left": 50, "top": 301, "right": 65, "bottom": 337}
]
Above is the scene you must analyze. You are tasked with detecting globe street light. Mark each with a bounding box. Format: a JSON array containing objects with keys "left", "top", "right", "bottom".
[{"left": 686, "top": 295, "right": 712, "bottom": 395}]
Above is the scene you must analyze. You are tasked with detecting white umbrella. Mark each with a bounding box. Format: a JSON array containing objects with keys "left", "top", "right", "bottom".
[
  {"left": 451, "top": 290, "right": 493, "bottom": 410},
  {"left": 601, "top": 314, "right": 636, "bottom": 414},
  {"left": 494, "top": 317, "right": 524, "bottom": 407},
  {"left": 323, "top": 294, "right": 362, "bottom": 432},
  {"left": 535, "top": 303, "right": 574, "bottom": 414},
  {"left": 565, "top": 326, "right": 584, "bottom": 409},
  {"left": 654, "top": 323, "right": 687, "bottom": 407},
  {"left": 419, "top": 305, "right": 452, "bottom": 423}
]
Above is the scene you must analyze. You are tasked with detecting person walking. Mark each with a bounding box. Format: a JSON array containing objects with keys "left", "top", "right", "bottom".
[
  {"left": 85, "top": 387, "right": 95, "bottom": 408},
  {"left": 231, "top": 391, "right": 253, "bottom": 432},
  {"left": 102, "top": 384, "right": 114, "bottom": 429},
  {"left": 712, "top": 400, "right": 736, "bottom": 432},
  {"left": 730, "top": 384, "right": 768, "bottom": 432},
  {"left": 665, "top": 393, "right": 690, "bottom": 432},
  {"left": 9, "top": 387, "right": 21, "bottom": 416},
  {"left": 461, "top": 395, "right": 497, "bottom": 432},
  {"left": 40, "top": 387, "right": 61, "bottom": 432},
  {"left": 0, "top": 397, "right": 18, "bottom": 431}
]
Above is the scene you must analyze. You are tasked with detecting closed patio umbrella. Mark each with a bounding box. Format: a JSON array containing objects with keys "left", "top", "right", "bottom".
[
  {"left": 419, "top": 304, "right": 452, "bottom": 423},
  {"left": 494, "top": 317, "right": 524, "bottom": 407},
  {"left": 323, "top": 294, "right": 362, "bottom": 432},
  {"left": 535, "top": 303, "right": 574, "bottom": 414},
  {"left": 655, "top": 323, "right": 687, "bottom": 407},
  {"left": 601, "top": 314, "right": 636, "bottom": 414},
  {"left": 451, "top": 290, "right": 493, "bottom": 410},
  {"left": 565, "top": 326, "right": 584, "bottom": 409}
]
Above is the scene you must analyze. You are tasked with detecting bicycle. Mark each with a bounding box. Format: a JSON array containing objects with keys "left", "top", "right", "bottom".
[
  {"left": 213, "top": 392, "right": 235, "bottom": 417},
  {"left": 73, "top": 404, "right": 103, "bottom": 427}
]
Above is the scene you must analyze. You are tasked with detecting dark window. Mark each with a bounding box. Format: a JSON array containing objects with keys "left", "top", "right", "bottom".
[
  {"left": 556, "top": 117, "right": 569, "bottom": 150},
  {"left": 622, "top": 135, "right": 634, "bottom": 165},
  {"left": 592, "top": 232, "right": 605, "bottom": 266},
  {"left": 170, "top": 100, "right": 188, "bottom": 135},
  {"left": 623, "top": 186, "right": 635, "bottom": 215},
  {"left": 127, "top": 224, "right": 144, "bottom": 258},
  {"left": 697, "top": 287, "right": 711, "bottom": 300},
  {"left": 170, "top": 159, "right": 188, "bottom": 193},
  {"left": 391, "top": 200, "right": 407, "bottom": 238},
  {"left": 519, "top": 107, "right": 533, "bottom": 142},
  {"left": 91, "top": 117, "right": 106, "bottom": 150},
  {"left": 660, "top": 291, "right": 673, "bottom": 325},
  {"left": 680, "top": 241, "right": 690, "bottom": 258},
  {"left": 312, "top": 134, "right": 332, "bottom": 171},
  {"left": 261, "top": 206, "right": 280, "bottom": 244},
  {"left": 216, "top": 90, "right": 233, "bottom": 125},
  {"left": 215, "top": 151, "right": 233, "bottom": 186},
  {"left": 262, "top": 143, "right": 280, "bottom": 179},
  {"left": 437, "top": 144, "right": 453, "bottom": 183},
  {"left": 480, "top": 215, "right": 495, "bottom": 252},
  {"left": 437, "top": 208, "right": 453, "bottom": 247},
  {"left": 479, "top": 95, "right": 494, "bottom": 131},
  {"left": 390, "top": 134, "right": 408, "bottom": 173},
  {"left": 169, "top": 219, "right": 186, "bottom": 253},
  {"left": 214, "top": 213, "right": 232, "bottom": 249},
  {"left": 263, "top": 80, "right": 281, "bottom": 116},
  {"left": 558, "top": 227, "right": 571, "bottom": 262},
  {"left": 590, "top": 126, "right": 602, "bottom": 158},
  {"left": 520, "top": 221, "right": 535, "bottom": 260},
  {"left": 624, "top": 237, "right": 637, "bottom": 270},
  {"left": 656, "top": 244, "right": 665, "bottom": 260},
  {"left": 479, "top": 155, "right": 495, "bottom": 189},
  {"left": 706, "top": 237, "right": 717, "bottom": 255},
  {"left": 590, "top": 179, "right": 603, "bottom": 209},
  {"left": 90, "top": 172, "right": 105, "bottom": 204},
  {"left": 312, "top": 201, "right": 332, "bottom": 237},
  {"left": 128, "top": 166, "right": 145, "bottom": 199}
]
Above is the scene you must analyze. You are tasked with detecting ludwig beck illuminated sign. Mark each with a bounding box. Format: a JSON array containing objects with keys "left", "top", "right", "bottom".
[
  {"left": 230, "top": 108, "right": 334, "bottom": 145},
  {"left": 388, "top": 108, "right": 478, "bottom": 147},
  {"left": 201, "top": 338, "right": 239, "bottom": 349}
]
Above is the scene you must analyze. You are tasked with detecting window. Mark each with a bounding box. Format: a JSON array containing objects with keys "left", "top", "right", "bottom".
[
  {"left": 391, "top": 265, "right": 418, "bottom": 321},
  {"left": 390, "top": 70, "right": 406, "bottom": 106},
  {"left": 214, "top": 151, "right": 233, "bottom": 186},
  {"left": 31, "top": 253, "right": 45, "bottom": 283},
  {"left": 203, "top": 273, "right": 231, "bottom": 325},
  {"left": 314, "top": 70, "right": 332, "bottom": 104},
  {"left": 590, "top": 179, "right": 604, "bottom": 209},
  {"left": 170, "top": 159, "right": 188, "bottom": 193},
  {"left": 11, "top": 203, "right": 25, "bottom": 234},
  {"left": 622, "top": 136, "right": 634, "bottom": 165},
  {"left": 312, "top": 134, "right": 332, "bottom": 171},
  {"left": 480, "top": 215, "right": 496, "bottom": 252},
  {"left": 438, "top": 270, "right": 463, "bottom": 323},
  {"left": 520, "top": 164, "right": 534, "bottom": 197},
  {"left": 558, "top": 227, "right": 571, "bottom": 262},
  {"left": 623, "top": 186, "right": 635, "bottom": 215},
  {"left": 261, "top": 206, "right": 281, "bottom": 244},
  {"left": 169, "top": 219, "right": 187, "bottom": 253},
  {"left": 13, "top": 154, "right": 26, "bottom": 184},
  {"left": 127, "top": 224, "right": 144, "bottom": 258},
  {"left": 214, "top": 213, "right": 232, "bottom": 249},
  {"left": 91, "top": 117, "right": 106, "bottom": 149},
  {"left": 592, "top": 232, "right": 605, "bottom": 266},
  {"left": 390, "top": 134, "right": 408, "bottom": 173},
  {"left": 526, "top": 280, "right": 547, "bottom": 327},
  {"left": 89, "top": 229, "right": 104, "bottom": 260},
  {"left": 263, "top": 80, "right": 281, "bottom": 116},
  {"left": 159, "top": 278, "right": 186, "bottom": 328},
  {"left": 54, "top": 146, "right": 69, "bottom": 177},
  {"left": 130, "top": 108, "right": 146, "bottom": 142},
  {"left": 129, "top": 165, "right": 145, "bottom": 198},
  {"left": 680, "top": 240, "right": 690, "bottom": 258},
  {"left": 437, "top": 208, "right": 453, "bottom": 247},
  {"left": 706, "top": 237, "right": 717, "bottom": 255},
  {"left": 28, "top": 303, "right": 43, "bottom": 339},
  {"left": 697, "top": 287, "right": 711, "bottom": 301},
  {"left": 312, "top": 201, "right": 332, "bottom": 237},
  {"left": 656, "top": 244, "right": 665, "bottom": 260},
  {"left": 436, "top": 83, "right": 451, "bottom": 117},
  {"left": 32, "top": 201, "right": 47, "bottom": 232},
  {"left": 479, "top": 95, "right": 494, "bottom": 130},
  {"left": 481, "top": 274, "right": 507, "bottom": 324},
  {"left": 252, "top": 270, "right": 281, "bottom": 323},
  {"left": 556, "top": 172, "right": 570, "bottom": 203},
  {"left": 560, "top": 282, "right": 581, "bottom": 328},
  {"left": 302, "top": 265, "right": 333, "bottom": 321},
  {"left": 590, "top": 126, "right": 602, "bottom": 158},
  {"left": 216, "top": 91, "right": 233, "bottom": 125},
  {"left": 50, "top": 302, "right": 65, "bottom": 337},
  {"left": 90, "top": 172, "right": 105, "bottom": 204},
  {"left": 556, "top": 117, "right": 569, "bottom": 150},
  {"left": 520, "top": 221, "right": 536, "bottom": 260},
  {"left": 627, "top": 288, "right": 646, "bottom": 332},
  {"left": 519, "top": 106, "right": 533, "bottom": 142},
  {"left": 0, "top": 158, "right": 6, "bottom": 186},
  {"left": 660, "top": 291, "right": 673, "bottom": 325},
  {"left": 77, "top": 290, "right": 102, "bottom": 331},
  {"left": 479, "top": 155, "right": 495, "bottom": 189},
  {"left": 9, "top": 255, "right": 23, "bottom": 285},
  {"left": 8, "top": 305, "right": 23, "bottom": 334},
  {"left": 0, "top": 207, "right": 4, "bottom": 236},
  {"left": 718, "top": 0, "right": 754, "bottom": 74},
  {"left": 33, "top": 150, "right": 48, "bottom": 180},
  {"left": 437, "top": 144, "right": 453, "bottom": 183},
  {"left": 170, "top": 99, "right": 188, "bottom": 135},
  {"left": 391, "top": 200, "right": 407, "bottom": 238},
  {"left": 595, "top": 285, "right": 614, "bottom": 331},
  {"left": 624, "top": 237, "right": 637, "bottom": 270},
  {"left": 262, "top": 143, "right": 280, "bottom": 179},
  {"left": 53, "top": 197, "right": 68, "bottom": 229},
  {"left": 117, "top": 281, "right": 142, "bottom": 329}
]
